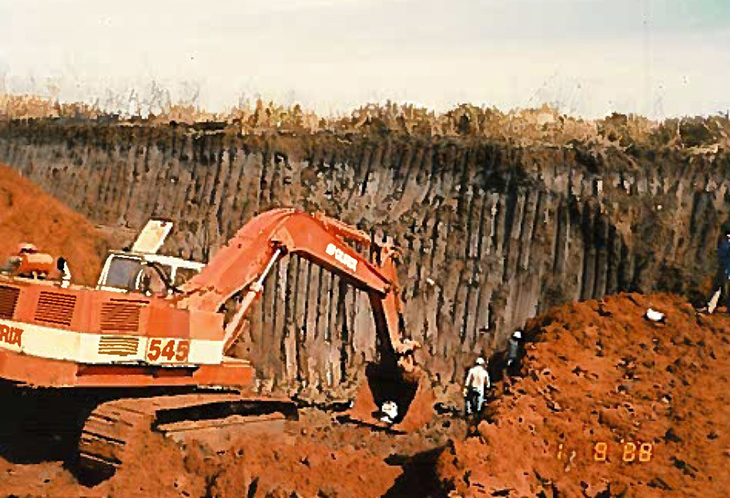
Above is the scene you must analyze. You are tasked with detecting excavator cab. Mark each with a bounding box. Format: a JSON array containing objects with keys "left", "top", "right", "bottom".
[
  {"left": 96, "top": 219, "right": 204, "bottom": 295},
  {"left": 96, "top": 251, "right": 204, "bottom": 295}
]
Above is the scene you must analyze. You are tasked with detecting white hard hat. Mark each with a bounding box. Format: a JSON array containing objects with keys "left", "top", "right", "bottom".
[
  {"left": 475, "top": 357, "right": 485, "bottom": 366},
  {"left": 513, "top": 331, "right": 522, "bottom": 339}
]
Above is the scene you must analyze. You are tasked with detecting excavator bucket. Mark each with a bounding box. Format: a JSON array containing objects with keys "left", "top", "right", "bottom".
[{"left": 346, "top": 363, "right": 434, "bottom": 432}]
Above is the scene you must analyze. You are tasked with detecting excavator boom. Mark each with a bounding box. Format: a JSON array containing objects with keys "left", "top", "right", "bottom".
[
  {"left": 177, "top": 208, "right": 430, "bottom": 429},
  {"left": 179, "top": 208, "right": 390, "bottom": 311},
  {"left": 178, "top": 209, "right": 415, "bottom": 371}
]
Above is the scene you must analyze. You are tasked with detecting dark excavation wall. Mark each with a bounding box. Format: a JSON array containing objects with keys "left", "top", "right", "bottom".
[{"left": 2, "top": 120, "right": 728, "bottom": 397}]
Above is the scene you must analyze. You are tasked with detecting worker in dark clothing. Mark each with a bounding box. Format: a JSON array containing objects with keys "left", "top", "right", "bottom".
[
  {"left": 707, "top": 224, "right": 730, "bottom": 313},
  {"left": 505, "top": 330, "right": 523, "bottom": 376}
]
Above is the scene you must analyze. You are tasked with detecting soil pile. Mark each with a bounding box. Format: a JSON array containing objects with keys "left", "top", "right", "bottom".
[
  {"left": 99, "top": 431, "right": 208, "bottom": 498},
  {"left": 203, "top": 433, "right": 401, "bottom": 497},
  {"left": 0, "top": 163, "right": 109, "bottom": 285},
  {"left": 438, "top": 293, "right": 730, "bottom": 496},
  {"left": 199, "top": 406, "right": 463, "bottom": 497},
  {"left": 0, "top": 405, "right": 463, "bottom": 497},
  {"left": 0, "top": 429, "right": 206, "bottom": 498},
  {"left": 137, "top": 408, "right": 460, "bottom": 497}
]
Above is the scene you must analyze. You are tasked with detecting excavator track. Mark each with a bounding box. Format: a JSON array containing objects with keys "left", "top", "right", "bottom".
[
  {"left": 78, "top": 398, "right": 152, "bottom": 480},
  {"left": 78, "top": 393, "right": 298, "bottom": 481}
]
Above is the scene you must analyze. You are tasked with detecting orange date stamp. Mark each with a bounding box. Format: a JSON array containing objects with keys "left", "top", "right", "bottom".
[{"left": 557, "top": 441, "right": 654, "bottom": 463}]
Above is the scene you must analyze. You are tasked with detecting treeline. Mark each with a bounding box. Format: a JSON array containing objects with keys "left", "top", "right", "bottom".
[{"left": 2, "top": 93, "right": 728, "bottom": 152}]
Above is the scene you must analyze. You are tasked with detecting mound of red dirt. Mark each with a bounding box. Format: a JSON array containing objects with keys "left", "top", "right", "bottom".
[
  {"left": 100, "top": 431, "right": 208, "bottom": 498},
  {"left": 0, "top": 430, "right": 206, "bottom": 498},
  {"left": 437, "top": 293, "right": 730, "bottom": 496},
  {"left": 201, "top": 433, "right": 401, "bottom": 497},
  {"left": 0, "top": 163, "right": 109, "bottom": 285},
  {"left": 0, "top": 403, "right": 461, "bottom": 497}
]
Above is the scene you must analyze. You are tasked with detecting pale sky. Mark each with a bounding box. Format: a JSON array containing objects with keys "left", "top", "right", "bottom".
[{"left": 1, "top": 0, "right": 728, "bottom": 118}]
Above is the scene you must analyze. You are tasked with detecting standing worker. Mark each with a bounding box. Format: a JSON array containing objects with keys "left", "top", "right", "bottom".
[
  {"left": 464, "top": 357, "right": 490, "bottom": 418},
  {"left": 505, "top": 331, "right": 523, "bottom": 376},
  {"left": 707, "top": 223, "right": 730, "bottom": 313}
]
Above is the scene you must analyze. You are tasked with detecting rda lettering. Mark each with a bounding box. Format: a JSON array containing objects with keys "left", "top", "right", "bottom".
[
  {"left": 325, "top": 243, "right": 358, "bottom": 272},
  {"left": 0, "top": 324, "right": 23, "bottom": 346}
]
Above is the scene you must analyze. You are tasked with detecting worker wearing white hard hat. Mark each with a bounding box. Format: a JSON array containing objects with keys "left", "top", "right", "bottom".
[
  {"left": 506, "top": 330, "right": 524, "bottom": 376},
  {"left": 464, "top": 357, "right": 490, "bottom": 418}
]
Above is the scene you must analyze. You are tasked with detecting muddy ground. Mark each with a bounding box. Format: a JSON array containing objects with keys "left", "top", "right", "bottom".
[{"left": 0, "top": 400, "right": 466, "bottom": 497}]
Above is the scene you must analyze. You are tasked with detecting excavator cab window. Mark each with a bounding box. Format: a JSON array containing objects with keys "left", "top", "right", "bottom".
[
  {"left": 99, "top": 253, "right": 202, "bottom": 295},
  {"left": 103, "top": 256, "right": 144, "bottom": 292},
  {"left": 138, "top": 263, "right": 172, "bottom": 296}
]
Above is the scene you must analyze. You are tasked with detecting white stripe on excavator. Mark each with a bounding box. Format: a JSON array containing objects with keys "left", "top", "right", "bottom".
[{"left": 0, "top": 318, "right": 223, "bottom": 365}]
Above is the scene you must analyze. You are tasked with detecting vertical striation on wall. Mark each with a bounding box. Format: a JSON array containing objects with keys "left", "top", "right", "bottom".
[{"left": 2, "top": 121, "right": 728, "bottom": 394}]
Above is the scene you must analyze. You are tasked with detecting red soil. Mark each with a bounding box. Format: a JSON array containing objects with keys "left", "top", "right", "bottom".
[
  {"left": 0, "top": 163, "right": 109, "bottom": 285},
  {"left": 203, "top": 433, "right": 401, "bottom": 497},
  {"left": 2, "top": 290, "right": 727, "bottom": 497},
  {"left": 437, "top": 293, "right": 730, "bottom": 496},
  {"left": 0, "top": 430, "right": 207, "bottom": 498},
  {"left": 0, "top": 406, "right": 461, "bottom": 497}
]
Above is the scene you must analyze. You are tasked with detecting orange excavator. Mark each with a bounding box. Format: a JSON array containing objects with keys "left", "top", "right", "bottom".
[{"left": 0, "top": 208, "right": 433, "bottom": 479}]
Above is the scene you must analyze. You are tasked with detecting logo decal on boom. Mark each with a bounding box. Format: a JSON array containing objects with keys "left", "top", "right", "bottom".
[
  {"left": 326, "top": 243, "right": 358, "bottom": 272},
  {"left": 0, "top": 324, "right": 23, "bottom": 346}
]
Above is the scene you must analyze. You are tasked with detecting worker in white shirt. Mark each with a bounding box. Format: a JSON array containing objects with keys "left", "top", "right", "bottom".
[{"left": 464, "top": 357, "right": 490, "bottom": 418}]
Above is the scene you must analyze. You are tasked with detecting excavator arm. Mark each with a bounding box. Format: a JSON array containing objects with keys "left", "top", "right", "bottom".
[
  {"left": 177, "top": 209, "right": 432, "bottom": 430},
  {"left": 178, "top": 209, "right": 415, "bottom": 367}
]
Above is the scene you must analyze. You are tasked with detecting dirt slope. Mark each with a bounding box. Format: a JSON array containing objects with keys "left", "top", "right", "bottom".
[
  {"left": 438, "top": 293, "right": 730, "bottom": 496},
  {"left": 0, "top": 163, "right": 109, "bottom": 285}
]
